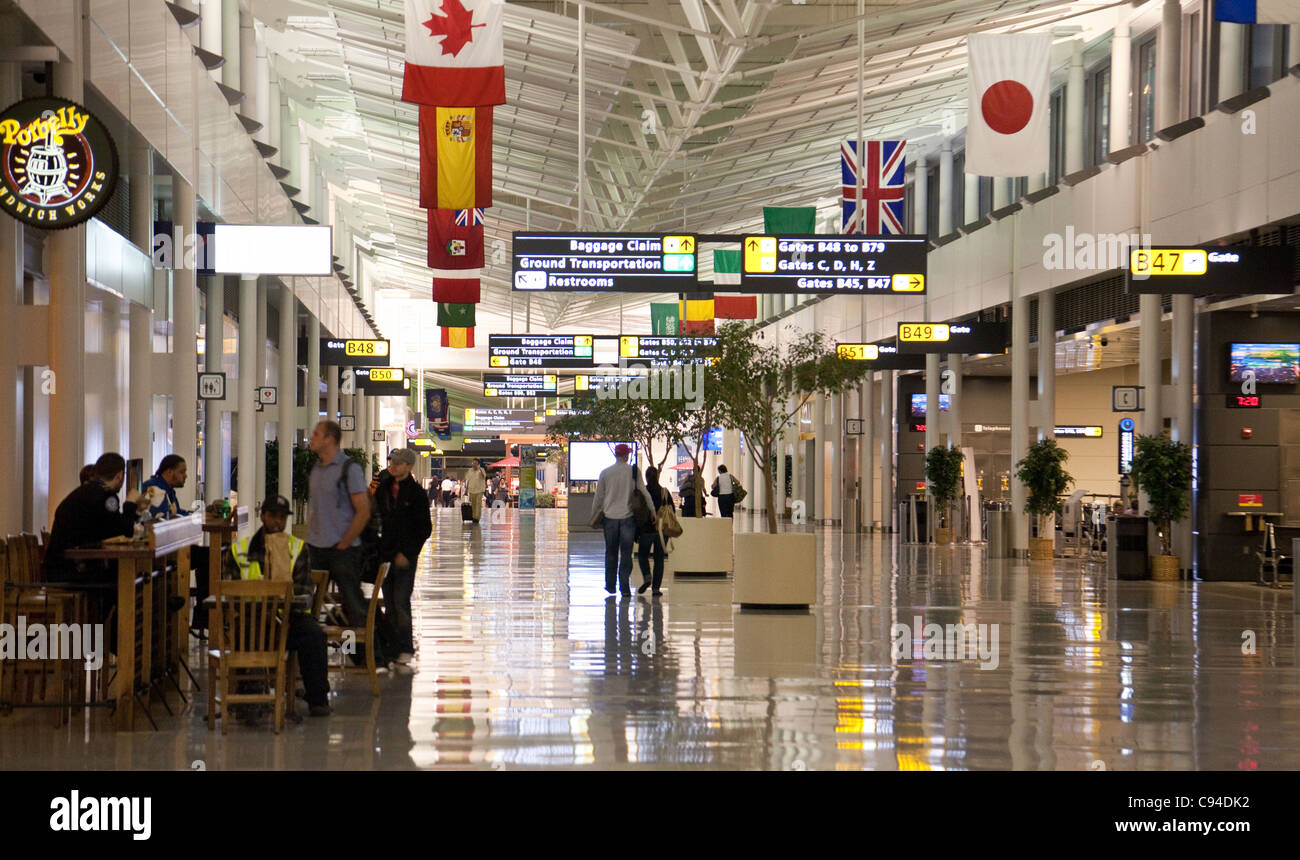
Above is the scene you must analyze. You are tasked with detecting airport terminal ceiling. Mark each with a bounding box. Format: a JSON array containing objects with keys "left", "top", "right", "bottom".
[{"left": 251, "top": 0, "right": 1124, "bottom": 355}]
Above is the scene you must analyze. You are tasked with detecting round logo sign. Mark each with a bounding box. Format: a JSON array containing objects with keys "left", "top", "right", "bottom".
[
  {"left": 0, "top": 97, "right": 120, "bottom": 229},
  {"left": 1119, "top": 417, "right": 1135, "bottom": 432},
  {"left": 405, "top": 420, "right": 419, "bottom": 438}
]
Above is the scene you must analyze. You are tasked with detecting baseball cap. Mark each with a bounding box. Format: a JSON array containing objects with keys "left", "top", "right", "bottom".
[
  {"left": 261, "top": 494, "right": 291, "bottom": 514},
  {"left": 614, "top": 444, "right": 631, "bottom": 457}
]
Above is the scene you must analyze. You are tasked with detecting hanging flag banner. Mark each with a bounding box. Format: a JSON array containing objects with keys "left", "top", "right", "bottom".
[
  {"left": 841, "top": 140, "right": 906, "bottom": 234},
  {"left": 679, "top": 295, "right": 714, "bottom": 334},
  {"left": 428, "top": 208, "right": 485, "bottom": 268},
  {"left": 1215, "top": 0, "right": 1300, "bottom": 23},
  {"left": 440, "top": 326, "right": 475, "bottom": 348},
  {"left": 402, "top": 0, "right": 506, "bottom": 106},
  {"left": 714, "top": 295, "right": 757, "bottom": 319},
  {"left": 965, "top": 33, "right": 1051, "bottom": 177},
  {"left": 419, "top": 105, "right": 493, "bottom": 210},
  {"left": 437, "top": 301, "right": 477, "bottom": 327},
  {"left": 763, "top": 206, "right": 816, "bottom": 235},
  {"left": 432, "top": 276, "right": 481, "bottom": 303},
  {"left": 650, "top": 302, "right": 680, "bottom": 335},
  {"left": 713, "top": 249, "right": 741, "bottom": 285},
  {"left": 0, "top": 97, "right": 120, "bottom": 229},
  {"left": 426, "top": 387, "right": 452, "bottom": 438}
]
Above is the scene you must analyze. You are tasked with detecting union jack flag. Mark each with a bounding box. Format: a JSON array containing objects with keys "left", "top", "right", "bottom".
[
  {"left": 841, "top": 140, "right": 906, "bottom": 234},
  {"left": 454, "top": 208, "right": 485, "bottom": 227}
]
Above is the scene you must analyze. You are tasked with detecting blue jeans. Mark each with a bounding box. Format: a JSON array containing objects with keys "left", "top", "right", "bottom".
[{"left": 602, "top": 516, "right": 637, "bottom": 594}]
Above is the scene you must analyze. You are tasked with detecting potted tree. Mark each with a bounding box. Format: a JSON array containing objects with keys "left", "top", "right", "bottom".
[
  {"left": 710, "top": 322, "right": 868, "bottom": 605},
  {"left": 1128, "top": 434, "right": 1193, "bottom": 581},
  {"left": 925, "top": 445, "right": 965, "bottom": 545},
  {"left": 1014, "top": 438, "right": 1073, "bottom": 560}
]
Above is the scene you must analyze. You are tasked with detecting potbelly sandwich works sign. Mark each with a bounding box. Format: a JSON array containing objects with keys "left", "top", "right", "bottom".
[{"left": 0, "top": 98, "right": 119, "bottom": 229}]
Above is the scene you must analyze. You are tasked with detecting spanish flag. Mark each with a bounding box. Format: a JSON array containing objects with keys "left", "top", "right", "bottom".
[
  {"left": 679, "top": 295, "right": 714, "bottom": 334},
  {"left": 419, "top": 105, "right": 493, "bottom": 210},
  {"left": 440, "top": 327, "right": 475, "bottom": 348}
]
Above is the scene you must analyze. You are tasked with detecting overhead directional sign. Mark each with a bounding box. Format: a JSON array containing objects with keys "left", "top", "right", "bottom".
[
  {"left": 488, "top": 334, "right": 607, "bottom": 368},
  {"left": 618, "top": 335, "right": 719, "bottom": 365},
  {"left": 740, "top": 234, "right": 927, "bottom": 294},
  {"left": 463, "top": 408, "right": 549, "bottom": 431},
  {"left": 1126, "top": 246, "right": 1293, "bottom": 294},
  {"left": 353, "top": 367, "right": 410, "bottom": 395},
  {"left": 896, "top": 321, "right": 1007, "bottom": 354},
  {"left": 512, "top": 233, "right": 698, "bottom": 292},
  {"left": 835, "top": 342, "right": 924, "bottom": 369},
  {"left": 320, "top": 338, "right": 391, "bottom": 367},
  {"left": 836, "top": 343, "right": 880, "bottom": 361},
  {"left": 575, "top": 371, "right": 648, "bottom": 392},
  {"left": 484, "top": 373, "right": 558, "bottom": 397}
]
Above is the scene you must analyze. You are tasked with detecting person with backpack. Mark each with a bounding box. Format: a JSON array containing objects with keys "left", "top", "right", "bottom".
[
  {"left": 307, "top": 419, "right": 385, "bottom": 668},
  {"left": 636, "top": 465, "right": 671, "bottom": 596},
  {"left": 591, "top": 444, "right": 656, "bottom": 597}
]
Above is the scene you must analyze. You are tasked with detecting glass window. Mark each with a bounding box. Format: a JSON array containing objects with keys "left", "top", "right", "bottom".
[
  {"left": 1248, "top": 24, "right": 1284, "bottom": 87},
  {"left": 1048, "top": 87, "right": 1066, "bottom": 183},
  {"left": 953, "top": 151, "right": 966, "bottom": 226},
  {"left": 1187, "top": 10, "right": 1202, "bottom": 118},
  {"left": 1087, "top": 63, "right": 1111, "bottom": 166},
  {"left": 978, "top": 176, "right": 993, "bottom": 217},
  {"left": 926, "top": 165, "right": 940, "bottom": 238},
  {"left": 1137, "top": 37, "right": 1157, "bottom": 141}
]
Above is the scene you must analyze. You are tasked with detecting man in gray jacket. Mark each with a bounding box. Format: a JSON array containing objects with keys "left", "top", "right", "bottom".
[{"left": 592, "top": 444, "right": 656, "bottom": 596}]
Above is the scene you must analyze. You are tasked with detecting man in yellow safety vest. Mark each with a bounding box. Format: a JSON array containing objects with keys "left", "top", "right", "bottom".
[{"left": 224, "top": 495, "right": 331, "bottom": 717}]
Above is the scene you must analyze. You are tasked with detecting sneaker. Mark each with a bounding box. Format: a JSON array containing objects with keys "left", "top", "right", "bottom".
[
  {"left": 308, "top": 704, "right": 331, "bottom": 717},
  {"left": 396, "top": 652, "right": 414, "bottom": 665}
]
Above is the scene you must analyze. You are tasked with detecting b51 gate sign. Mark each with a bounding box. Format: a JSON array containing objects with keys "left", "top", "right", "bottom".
[
  {"left": 740, "top": 234, "right": 927, "bottom": 294},
  {"left": 0, "top": 98, "right": 119, "bottom": 229}
]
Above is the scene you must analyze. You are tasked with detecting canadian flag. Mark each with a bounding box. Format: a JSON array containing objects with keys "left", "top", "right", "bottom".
[
  {"left": 965, "top": 33, "right": 1052, "bottom": 177},
  {"left": 403, "top": 0, "right": 506, "bottom": 107}
]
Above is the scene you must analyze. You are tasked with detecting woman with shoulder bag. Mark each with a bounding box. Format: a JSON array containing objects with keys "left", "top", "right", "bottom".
[
  {"left": 711, "top": 464, "right": 741, "bottom": 518},
  {"left": 636, "top": 466, "right": 672, "bottom": 596}
]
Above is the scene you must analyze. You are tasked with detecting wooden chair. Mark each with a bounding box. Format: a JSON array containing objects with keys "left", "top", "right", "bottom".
[
  {"left": 207, "top": 579, "right": 295, "bottom": 734},
  {"left": 324, "top": 562, "right": 390, "bottom": 696}
]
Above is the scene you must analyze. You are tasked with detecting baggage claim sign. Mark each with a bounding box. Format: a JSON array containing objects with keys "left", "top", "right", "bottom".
[
  {"left": 512, "top": 233, "right": 697, "bottom": 292},
  {"left": 0, "top": 98, "right": 119, "bottom": 229}
]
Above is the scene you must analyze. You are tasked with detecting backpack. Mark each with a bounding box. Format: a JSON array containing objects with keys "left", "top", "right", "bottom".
[
  {"left": 337, "top": 460, "right": 382, "bottom": 583},
  {"left": 628, "top": 465, "right": 654, "bottom": 529}
]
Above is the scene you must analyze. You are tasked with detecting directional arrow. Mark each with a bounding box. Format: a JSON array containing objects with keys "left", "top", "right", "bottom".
[
  {"left": 910, "top": 275, "right": 922, "bottom": 289},
  {"left": 682, "top": 238, "right": 693, "bottom": 251},
  {"left": 747, "top": 239, "right": 758, "bottom": 250}
]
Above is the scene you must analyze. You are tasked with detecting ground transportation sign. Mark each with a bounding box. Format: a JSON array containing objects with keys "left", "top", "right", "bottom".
[{"left": 512, "top": 233, "right": 697, "bottom": 292}]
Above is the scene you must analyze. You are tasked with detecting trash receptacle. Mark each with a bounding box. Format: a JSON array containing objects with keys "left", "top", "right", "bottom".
[
  {"left": 987, "top": 509, "right": 1010, "bottom": 558},
  {"left": 1109, "top": 515, "right": 1148, "bottom": 580}
]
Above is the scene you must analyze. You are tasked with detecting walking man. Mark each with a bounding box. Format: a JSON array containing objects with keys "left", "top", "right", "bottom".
[{"left": 592, "top": 444, "right": 656, "bottom": 596}]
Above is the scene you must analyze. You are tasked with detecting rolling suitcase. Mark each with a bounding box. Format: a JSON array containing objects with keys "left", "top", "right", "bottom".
[{"left": 461, "top": 498, "right": 474, "bottom": 522}]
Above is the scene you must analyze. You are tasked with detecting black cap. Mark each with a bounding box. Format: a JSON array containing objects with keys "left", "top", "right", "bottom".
[{"left": 261, "top": 495, "right": 291, "bottom": 514}]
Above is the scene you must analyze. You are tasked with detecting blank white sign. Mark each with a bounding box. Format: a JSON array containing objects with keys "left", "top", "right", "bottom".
[{"left": 212, "top": 225, "right": 333, "bottom": 275}]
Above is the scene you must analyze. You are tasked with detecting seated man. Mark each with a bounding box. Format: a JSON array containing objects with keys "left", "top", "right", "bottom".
[
  {"left": 142, "top": 454, "right": 190, "bottom": 520},
  {"left": 224, "top": 495, "right": 331, "bottom": 717}
]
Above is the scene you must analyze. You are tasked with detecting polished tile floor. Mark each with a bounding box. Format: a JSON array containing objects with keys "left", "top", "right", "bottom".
[{"left": 3, "top": 507, "right": 1298, "bottom": 770}]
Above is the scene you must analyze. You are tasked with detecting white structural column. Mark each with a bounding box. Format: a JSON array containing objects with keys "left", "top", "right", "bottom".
[
  {"left": 879, "top": 371, "right": 894, "bottom": 532},
  {"left": 48, "top": 3, "right": 88, "bottom": 516},
  {"left": 204, "top": 277, "right": 224, "bottom": 501},
  {"left": 937, "top": 139, "right": 954, "bottom": 236},
  {"left": 0, "top": 65, "right": 20, "bottom": 531},
  {"left": 128, "top": 141, "right": 153, "bottom": 466},
  {"left": 340, "top": 366, "right": 353, "bottom": 448},
  {"left": 200, "top": 0, "right": 223, "bottom": 81},
  {"left": 829, "top": 393, "right": 842, "bottom": 523},
  {"left": 326, "top": 359, "right": 339, "bottom": 425},
  {"left": 811, "top": 395, "right": 825, "bottom": 522},
  {"left": 239, "top": 5, "right": 256, "bottom": 124},
  {"left": 170, "top": 163, "right": 201, "bottom": 498},
  {"left": 1010, "top": 272, "right": 1030, "bottom": 555},
  {"left": 1139, "top": 294, "right": 1163, "bottom": 440},
  {"left": 912, "top": 153, "right": 927, "bottom": 235},
  {"left": 925, "top": 355, "right": 940, "bottom": 457},
  {"left": 1218, "top": 20, "right": 1246, "bottom": 103},
  {"left": 1157, "top": 0, "right": 1183, "bottom": 129},
  {"left": 1109, "top": 8, "right": 1132, "bottom": 153},
  {"left": 356, "top": 390, "right": 368, "bottom": 464},
  {"left": 254, "top": 278, "right": 268, "bottom": 507},
  {"left": 963, "top": 174, "right": 979, "bottom": 224},
  {"left": 1066, "top": 40, "right": 1085, "bottom": 174},
  {"left": 305, "top": 312, "right": 320, "bottom": 431},
  {"left": 1171, "top": 294, "right": 1194, "bottom": 568},
  {"left": 945, "top": 353, "right": 962, "bottom": 448},
  {"left": 1291, "top": 27, "right": 1300, "bottom": 75},
  {"left": 1037, "top": 290, "right": 1056, "bottom": 441},
  {"left": 859, "top": 374, "right": 874, "bottom": 530},
  {"left": 237, "top": 275, "right": 257, "bottom": 516},
  {"left": 278, "top": 282, "right": 295, "bottom": 513},
  {"left": 221, "top": 0, "right": 240, "bottom": 90}
]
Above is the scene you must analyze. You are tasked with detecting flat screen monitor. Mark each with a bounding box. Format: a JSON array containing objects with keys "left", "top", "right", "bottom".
[
  {"left": 705, "top": 428, "right": 723, "bottom": 452},
  {"left": 909, "top": 393, "right": 951, "bottom": 418},
  {"left": 1228, "top": 342, "right": 1300, "bottom": 384},
  {"left": 568, "top": 441, "right": 637, "bottom": 482}
]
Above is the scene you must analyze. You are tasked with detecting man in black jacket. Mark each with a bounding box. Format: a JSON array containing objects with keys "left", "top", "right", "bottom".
[{"left": 373, "top": 449, "right": 432, "bottom": 665}]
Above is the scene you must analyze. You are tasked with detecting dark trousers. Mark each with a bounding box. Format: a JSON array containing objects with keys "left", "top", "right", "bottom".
[
  {"left": 190, "top": 546, "right": 211, "bottom": 631},
  {"left": 637, "top": 531, "right": 666, "bottom": 590},
  {"left": 602, "top": 516, "right": 637, "bottom": 594},
  {"left": 309, "top": 544, "right": 382, "bottom": 664},
  {"left": 381, "top": 560, "right": 415, "bottom": 654},
  {"left": 718, "top": 493, "right": 735, "bottom": 518},
  {"left": 287, "top": 613, "right": 330, "bottom": 707}
]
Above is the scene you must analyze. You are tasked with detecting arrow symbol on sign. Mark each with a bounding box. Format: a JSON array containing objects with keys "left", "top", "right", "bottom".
[
  {"left": 747, "top": 239, "right": 758, "bottom": 250},
  {"left": 910, "top": 276, "right": 922, "bottom": 289}
]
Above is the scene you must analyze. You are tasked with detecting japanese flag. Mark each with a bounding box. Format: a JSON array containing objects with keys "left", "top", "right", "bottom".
[{"left": 965, "top": 33, "right": 1052, "bottom": 177}]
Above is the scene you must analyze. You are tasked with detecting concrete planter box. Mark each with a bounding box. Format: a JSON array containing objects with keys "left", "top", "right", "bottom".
[
  {"left": 666, "top": 516, "right": 734, "bottom": 576},
  {"left": 733, "top": 608, "right": 819, "bottom": 677},
  {"left": 732, "top": 532, "right": 817, "bottom": 607}
]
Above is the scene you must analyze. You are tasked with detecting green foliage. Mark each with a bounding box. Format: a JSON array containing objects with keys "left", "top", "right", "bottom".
[
  {"left": 1129, "top": 434, "right": 1193, "bottom": 555},
  {"left": 1015, "top": 438, "right": 1073, "bottom": 518},
  {"left": 535, "top": 492, "right": 556, "bottom": 508},
  {"left": 925, "top": 446, "right": 965, "bottom": 505},
  {"left": 709, "top": 322, "right": 869, "bottom": 533}
]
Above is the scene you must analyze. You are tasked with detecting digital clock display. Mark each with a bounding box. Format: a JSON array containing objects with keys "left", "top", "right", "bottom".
[{"left": 1227, "top": 394, "right": 1261, "bottom": 408}]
